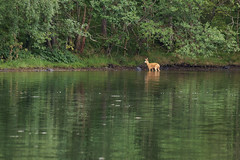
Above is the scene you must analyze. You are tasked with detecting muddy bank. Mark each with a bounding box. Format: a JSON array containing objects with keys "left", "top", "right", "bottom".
[
  {"left": 0, "top": 64, "right": 240, "bottom": 72},
  {"left": 160, "top": 64, "right": 240, "bottom": 71}
]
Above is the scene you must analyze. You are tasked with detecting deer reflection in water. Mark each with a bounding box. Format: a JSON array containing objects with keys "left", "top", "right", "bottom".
[{"left": 144, "top": 71, "right": 160, "bottom": 91}]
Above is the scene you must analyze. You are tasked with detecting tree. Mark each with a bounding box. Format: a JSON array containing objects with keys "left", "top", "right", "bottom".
[
  {"left": 91, "top": 0, "right": 139, "bottom": 55},
  {"left": 137, "top": 0, "right": 238, "bottom": 56},
  {"left": 0, "top": 0, "right": 239, "bottom": 59}
]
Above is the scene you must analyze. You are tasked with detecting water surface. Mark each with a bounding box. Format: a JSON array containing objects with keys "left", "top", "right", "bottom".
[{"left": 0, "top": 71, "right": 239, "bottom": 160}]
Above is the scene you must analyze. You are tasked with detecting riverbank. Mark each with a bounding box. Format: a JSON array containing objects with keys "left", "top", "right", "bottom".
[
  {"left": 1, "top": 64, "right": 240, "bottom": 72},
  {"left": 1, "top": 53, "right": 240, "bottom": 72}
]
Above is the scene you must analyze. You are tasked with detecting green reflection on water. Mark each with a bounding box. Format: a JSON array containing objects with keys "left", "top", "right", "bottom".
[{"left": 0, "top": 71, "right": 239, "bottom": 160}]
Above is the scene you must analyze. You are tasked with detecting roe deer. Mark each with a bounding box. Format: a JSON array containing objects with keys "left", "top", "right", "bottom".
[{"left": 144, "top": 58, "right": 160, "bottom": 71}]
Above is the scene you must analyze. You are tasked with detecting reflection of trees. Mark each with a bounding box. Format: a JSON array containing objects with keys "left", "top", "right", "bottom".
[
  {"left": 233, "top": 89, "right": 240, "bottom": 159},
  {"left": 0, "top": 71, "right": 240, "bottom": 159},
  {"left": 140, "top": 71, "right": 240, "bottom": 159}
]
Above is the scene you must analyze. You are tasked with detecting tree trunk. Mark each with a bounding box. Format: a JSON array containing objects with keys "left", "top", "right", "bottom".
[
  {"left": 80, "top": 37, "right": 86, "bottom": 54},
  {"left": 123, "top": 38, "right": 128, "bottom": 56},
  {"left": 169, "top": 16, "right": 174, "bottom": 51},
  {"left": 52, "top": 37, "right": 58, "bottom": 48},
  {"left": 47, "top": 39, "right": 52, "bottom": 49},
  {"left": 75, "top": 5, "right": 87, "bottom": 52},
  {"left": 102, "top": 6, "right": 107, "bottom": 37},
  {"left": 76, "top": 1, "right": 81, "bottom": 22},
  {"left": 237, "top": 8, "right": 239, "bottom": 48},
  {"left": 80, "top": 8, "right": 92, "bottom": 53},
  {"left": 75, "top": 35, "right": 82, "bottom": 52},
  {"left": 102, "top": 19, "right": 107, "bottom": 37}
]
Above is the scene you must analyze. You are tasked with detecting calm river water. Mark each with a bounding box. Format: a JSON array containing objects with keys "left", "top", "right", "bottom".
[{"left": 0, "top": 71, "right": 239, "bottom": 160}]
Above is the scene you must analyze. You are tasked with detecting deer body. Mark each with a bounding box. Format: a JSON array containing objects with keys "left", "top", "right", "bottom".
[{"left": 144, "top": 58, "right": 160, "bottom": 71}]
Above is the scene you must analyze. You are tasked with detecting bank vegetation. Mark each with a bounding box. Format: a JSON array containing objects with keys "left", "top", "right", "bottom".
[{"left": 0, "top": 0, "right": 240, "bottom": 69}]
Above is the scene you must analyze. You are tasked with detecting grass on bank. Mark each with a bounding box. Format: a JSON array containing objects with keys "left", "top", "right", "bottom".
[
  {"left": 0, "top": 55, "right": 118, "bottom": 69},
  {"left": 0, "top": 50, "right": 240, "bottom": 69}
]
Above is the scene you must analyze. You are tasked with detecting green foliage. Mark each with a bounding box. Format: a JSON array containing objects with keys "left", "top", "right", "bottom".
[
  {"left": 0, "top": 40, "right": 30, "bottom": 61},
  {"left": 0, "top": 56, "right": 52, "bottom": 69},
  {"left": 80, "top": 55, "right": 119, "bottom": 67},
  {"left": 139, "top": 20, "right": 174, "bottom": 49},
  {"left": 175, "top": 22, "right": 227, "bottom": 57},
  {"left": 91, "top": 0, "right": 139, "bottom": 52},
  {"left": 36, "top": 49, "right": 79, "bottom": 63},
  {"left": 0, "top": 0, "right": 240, "bottom": 64}
]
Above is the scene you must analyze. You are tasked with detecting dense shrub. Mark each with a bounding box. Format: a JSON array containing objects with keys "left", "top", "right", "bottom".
[{"left": 35, "top": 49, "right": 79, "bottom": 63}]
